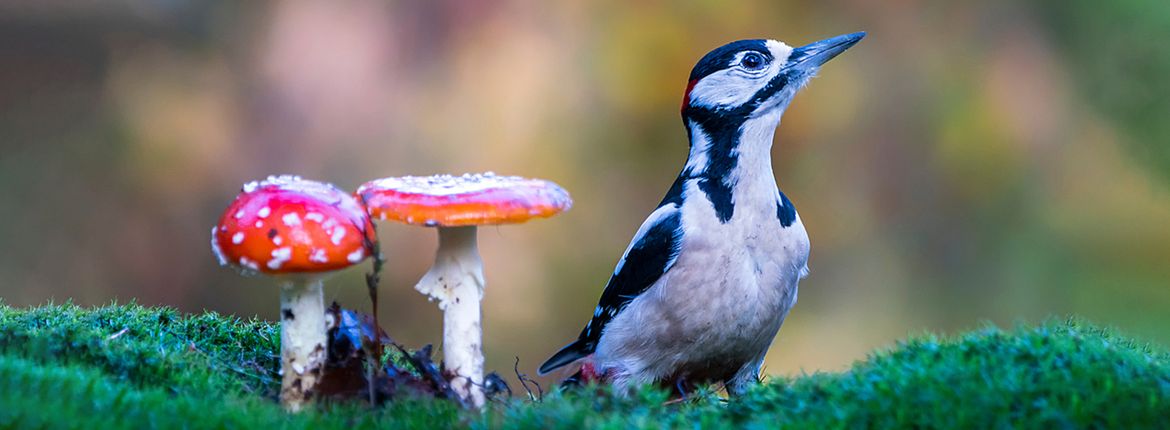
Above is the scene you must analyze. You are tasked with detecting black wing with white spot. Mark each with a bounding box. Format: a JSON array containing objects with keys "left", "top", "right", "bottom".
[{"left": 538, "top": 201, "right": 684, "bottom": 375}]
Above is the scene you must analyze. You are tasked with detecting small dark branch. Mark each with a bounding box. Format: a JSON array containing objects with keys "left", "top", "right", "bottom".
[
  {"left": 362, "top": 227, "right": 384, "bottom": 406},
  {"left": 365, "top": 360, "right": 377, "bottom": 406},
  {"left": 513, "top": 357, "right": 544, "bottom": 402},
  {"left": 393, "top": 343, "right": 469, "bottom": 409}
]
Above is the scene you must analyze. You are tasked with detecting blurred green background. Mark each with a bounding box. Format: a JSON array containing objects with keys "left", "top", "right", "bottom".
[{"left": 2, "top": 0, "right": 1168, "bottom": 389}]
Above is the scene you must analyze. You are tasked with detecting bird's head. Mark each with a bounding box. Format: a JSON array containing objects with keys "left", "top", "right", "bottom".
[{"left": 681, "top": 32, "right": 865, "bottom": 122}]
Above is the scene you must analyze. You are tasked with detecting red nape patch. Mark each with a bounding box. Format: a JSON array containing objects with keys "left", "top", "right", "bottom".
[{"left": 680, "top": 79, "right": 698, "bottom": 112}]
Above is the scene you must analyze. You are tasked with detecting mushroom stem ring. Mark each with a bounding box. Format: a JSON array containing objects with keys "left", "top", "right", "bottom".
[{"left": 415, "top": 226, "right": 486, "bottom": 407}]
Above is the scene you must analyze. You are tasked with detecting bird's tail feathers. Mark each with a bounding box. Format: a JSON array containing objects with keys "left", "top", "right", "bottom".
[{"left": 538, "top": 340, "right": 589, "bottom": 376}]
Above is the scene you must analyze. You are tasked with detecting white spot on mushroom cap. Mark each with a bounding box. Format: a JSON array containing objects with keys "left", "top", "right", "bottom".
[
  {"left": 355, "top": 173, "right": 574, "bottom": 222},
  {"left": 229, "top": 176, "right": 374, "bottom": 260},
  {"left": 268, "top": 247, "right": 292, "bottom": 270},
  {"left": 347, "top": 249, "right": 364, "bottom": 263},
  {"left": 250, "top": 175, "right": 369, "bottom": 228},
  {"left": 243, "top": 175, "right": 303, "bottom": 195},
  {"left": 231, "top": 232, "right": 245, "bottom": 245},
  {"left": 358, "top": 172, "right": 541, "bottom": 197},
  {"left": 239, "top": 256, "right": 260, "bottom": 271},
  {"left": 309, "top": 249, "right": 328, "bottom": 263},
  {"left": 282, "top": 212, "right": 301, "bottom": 227}
]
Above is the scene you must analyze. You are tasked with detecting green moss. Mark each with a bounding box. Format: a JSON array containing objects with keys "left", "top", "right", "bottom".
[
  {"left": 0, "top": 301, "right": 281, "bottom": 397},
  {"left": 731, "top": 324, "right": 1170, "bottom": 428},
  {"left": 1, "top": 302, "right": 1168, "bottom": 429}
]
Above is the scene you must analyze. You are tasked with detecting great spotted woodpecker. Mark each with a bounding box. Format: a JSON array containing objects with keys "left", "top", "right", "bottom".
[{"left": 539, "top": 32, "right": 865, "bottom": 395}]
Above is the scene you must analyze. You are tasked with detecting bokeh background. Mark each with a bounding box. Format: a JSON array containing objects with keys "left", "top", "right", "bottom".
[{"left": 2, "top": 0, "right": 1168, "bottom": 389}]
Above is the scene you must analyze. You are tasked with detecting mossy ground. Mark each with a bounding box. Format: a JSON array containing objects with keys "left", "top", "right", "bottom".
[{"left": 1, "top": 302, "right": 1167, "bottom": 429}]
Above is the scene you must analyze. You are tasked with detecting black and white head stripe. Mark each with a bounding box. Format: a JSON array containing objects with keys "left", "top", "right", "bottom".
[
  {"left": 683, "top": 39, "right": 794, "bottom": 111},
  {"left": 688, "top": 40, "right": 776, "bottom": 82},
  {"left": 681, "top": 33, "right": 865, "bottom": 114},
  {"left": 676, "top": 39, "right": 801, "bottom": 222}
]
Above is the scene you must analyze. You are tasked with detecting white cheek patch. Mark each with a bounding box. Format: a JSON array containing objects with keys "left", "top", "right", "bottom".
[{"left": 688, "top": 69, "right": 770, "bottom": 109}]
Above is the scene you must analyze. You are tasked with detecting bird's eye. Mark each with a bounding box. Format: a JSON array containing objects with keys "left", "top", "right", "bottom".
[{"left": 740, "top": 53, "right": 766, "bottom": 70}]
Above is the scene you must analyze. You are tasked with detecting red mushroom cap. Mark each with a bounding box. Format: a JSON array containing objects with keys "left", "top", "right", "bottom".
[
  {"left": 212, "top": 175, "right": 376, "bottom": 274},
  {"left": 355, "top": 172, "right": 572, "bottom": 227}
]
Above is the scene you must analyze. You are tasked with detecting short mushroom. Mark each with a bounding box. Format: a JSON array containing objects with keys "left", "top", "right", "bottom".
[
  {"left": 211, "top": 175, "right": 375, "bottom": 412},
  {"left": 356, "top": 172, "right": 571, "bottom": 408}
]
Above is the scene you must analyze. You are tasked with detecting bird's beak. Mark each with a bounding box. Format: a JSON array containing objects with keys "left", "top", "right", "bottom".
[{"left": 784, "top": 31, "right": 866, "bottom": 69}]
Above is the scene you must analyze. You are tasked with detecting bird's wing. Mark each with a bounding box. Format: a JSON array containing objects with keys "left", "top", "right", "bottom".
[{"left": 539, "top": 202, "right": 684, "bottom": 374}]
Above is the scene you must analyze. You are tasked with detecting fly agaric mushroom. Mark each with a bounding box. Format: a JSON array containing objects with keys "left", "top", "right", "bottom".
[
  {"left": 211, "top": 175, "right": 375, "bottom": 412},
  {"left": 355, "top": 172, "right": 571, "bottom": 407}
]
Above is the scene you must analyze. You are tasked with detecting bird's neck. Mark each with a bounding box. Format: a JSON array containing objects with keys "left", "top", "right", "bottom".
[
  {"left": 675, "top": 110, "right": 782, "bottom": 222},
  {"left": 731, "top": 111, "right": 783, "bottom": 186},
  {"left": 682, "top": 110, "right": 780, "bottom": 181}
]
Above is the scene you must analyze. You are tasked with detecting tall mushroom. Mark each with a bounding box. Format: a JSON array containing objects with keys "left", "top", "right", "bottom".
[
  {"left": 356, "top": 172, "right": 571, "bottom": 407},
  {"left": 211, "top": 175, "right": 375, "bottom": 412}
]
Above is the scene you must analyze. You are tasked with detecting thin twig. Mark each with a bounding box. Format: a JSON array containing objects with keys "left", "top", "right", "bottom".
[
  {"left": 513, "top": 357, "right": 544, "bottom": 402},
  {"left": 362, "top": 223, "right": 385, "bottom": 406}
]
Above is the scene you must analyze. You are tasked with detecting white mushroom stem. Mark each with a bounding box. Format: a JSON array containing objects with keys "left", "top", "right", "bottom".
[
  {"left": 415, "top": 226, "right": 486, "bottom": 408},
  {"left": 278, "top": 278, "right": 328, "bottom": 412}
]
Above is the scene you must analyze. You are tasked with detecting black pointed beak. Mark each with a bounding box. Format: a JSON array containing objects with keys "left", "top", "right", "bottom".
[{"left": 785, "top": 31, "right": 866, "bottom": 69}]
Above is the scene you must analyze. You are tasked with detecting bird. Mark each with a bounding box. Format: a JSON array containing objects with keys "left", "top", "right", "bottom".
[{"left": 538, "top": 32, "right": 865, "bottom": 396}]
